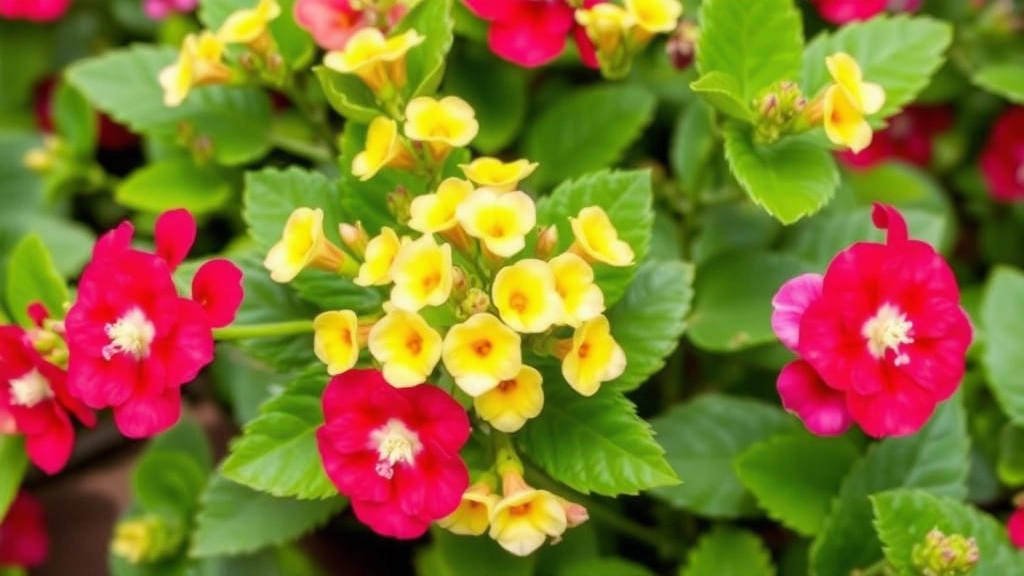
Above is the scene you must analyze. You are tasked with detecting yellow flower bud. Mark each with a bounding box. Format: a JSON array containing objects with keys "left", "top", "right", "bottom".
[
  {"left": 560, "top": 315, "right": 626, "bottom": 396},
  {"left": 403, "top": 96, "right": 479, "bottom": 161},
  {"left": 458, "top": 157, "right": 538, "bottom": 192},
  {"left": 110, "top": 515, "right": 184, "bottom": 565},
  {"left": 473, "top": 365, "right": 544, "bottom": 433},
  {"left": 367, "top": 308, "right": 443, "bottom": 387},
  {"left": 217, "top": 0, "right": 281, "bottom": 44},
  {"left": 158, "top": 31, "right": 232, "bottom": 108},
  {"left": 324, "top": 28, "right": 425, "bottom": 93},
  {"left": 354, "top": 226, "right": 403, "bottom": 287},
  {"left": 624, "top": 0, "right": 683, "bottom": 34},
  {"left": 437, "top": 481, "right": 501, "bottom": 536},
  {"left": 492, "top": 259, "right": 563, "bottom": 333},
  {"left": 489, "top": 471, "right": 568, "bottom": 557},
  {"left": 456, "top": 189, "right": 536, "bottom": 258},
  {"left": 389, "top": 234, "right": 454, "bottom": 311},
  {"left": 408, "top": 177, "right": 474, "bottom": 234},
  {"left": 575, "top": 4, "right": 634, "bottom": 56},
  {"left": 313, "top": 310, "right": 361, "bottom": 375},
  {"left": 352, "top": 116, "right": 416, "bottom": 181},
  {"left": 569, "top": 206, "right": 634, "bottom": 267},
  {"left": 442, "top": 313, "right": 521, "bottom": 397},
  {"left": 550, "top": 253, "right": 605, "bottom": 327},
  {"left": 264, "top": 207, "right": 349, "bottom": 283}
]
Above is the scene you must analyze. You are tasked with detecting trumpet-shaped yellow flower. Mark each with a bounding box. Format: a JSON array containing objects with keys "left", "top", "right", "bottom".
[
  {"left": 550, "top": 253, "right": 605, "bottom": 327},
  {"left": 408, "top": 178, "right": 474, "bottom": 234},
  {"left": 492, "top": 259, "right": 563, "bottom": 333},
  {"left": 459, "top": 157, "right": 537, "bottom": 192},
  {"left": 389, "top": 234, "right": 453, "bottom": 311},
  {"left": 404, "top": 96, "right": 479, "bottom": 148},
  {"left": 354, "top": 227, "right": 402, "bottom": 287},
  {"left": 490, "top": 474, "right": 568, "bottom": 557},
  {"left": 324, "top": 28, "right": 425, "bottom": 92},
  {"left": 442, "top": 313, "right": 521, "bottom": 397},
  {"left": 313, "top": 310, "right": 360, "bottom": 375},
  {"left": 264, "top": 207, "right": 347, "bottom": 283},
  {"left": 624, "top": 0, "right": 683, "bottom": 34},
  {"left": 569, "top": 206, "right": 634, "bottom": 267},
  {"left": 575, "top": 3, "right": 635, "bottom": 55},
  {"left": 823, "top": 84, "right": 873, "bottom": 153},
  {"left": 437, "top": 482, "right": 501, "bottom": 536},
  {"left": 367, "top": 309, "right": 442, "bottom": 388},
  {"left": 456, "top": 189, "right": 536, "bottom": 258},
  {"left": 473, "top": 365, "right": 544, "bottom": 433},
  {"left": 158, "top": 32, "right": 232, "bottom": 108},
  {"left": 825, "top": 52, "right": 885, "bottom": 116},
  {"left": 217, "top": 0, "right": 281, "bottom": 44},
  {"left": 351, "top": 117, "right": 414, "bottom": 181},
  {"left": 561, "top": 315, "right": 626, "bottom": 397}
]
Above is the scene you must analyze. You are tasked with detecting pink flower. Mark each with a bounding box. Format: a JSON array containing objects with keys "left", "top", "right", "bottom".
[
  {"left": 65, "top": 210, "right": 243, "bottom": 438},
  {"left": 837, "top": 105, "right": 953, "bottom": 171},
  {"left": 317, "top": 369, "right": 471, "bottom": 539},
  {"left": 0, "top": 0, "right": 70, "bottom": 22},
  {"left": 771, "top": 204, "right": 972, "bottom": 438},
  {"left": 981, "top": 106, "right": 1024, "bottom": 203},
  {"left": 294, "top": 0, "right": 406, "bottom": 51},
  {"left": 1010, "top": 507, "right": 1024, "bottom": 549},
  {"left": 143, "top": 0, "right": 197, "bottom": 20},
  {"left": 0, "top": 492, "right": 48, "bottom": 568},
  {"left": 463, "top": 0, "right": 599, "bottom": 68},
  {"left": 810, "top": 0, "right": 920, "bottom": 24}
]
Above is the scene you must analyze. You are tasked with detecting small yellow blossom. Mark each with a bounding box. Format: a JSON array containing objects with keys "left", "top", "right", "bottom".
[
  {"left": 492, "top": 259, "right": 563, "bottom": 333},
  {"left": 550, "top": 253, "right": 605, "bottom": 327},
  {"left": 823, "top": 84, "right": 873, "bottom": 153},
  {"left": 575, "top": 3, "right": 635, "bottom": 55},
  {"left": 158, "top": 32, "right": 232, "bottom": 108},
  {"left": 389, "top": 234, "right": 453, "bottom": 311},
  {"left": 437, "top": 481, "right": 501, "bottom": 536},
  {"left": 489, "top": 472, "right": 568, "bottom": 557},
  {"left": 324, "top": 28, "right": 424, "bottom": 92},
  {"left": 110, "top": 516, "right": 183, "bottom": 565},
  {"left": 624, "top": 0, "right": 683, "bottom": 34},
  {"left": 459, "top": 157, "right": 538, "bottom": 192},
  {"left": 313, "top": 310, "right": 360, "bottom": 375},
  {"left": 825, "top": 52, "right": 885, "bottom": 116},
  {"left": 408, "top": 178, "right": 474, "bottom": 234},
  {"left": 354, "top": 227, "right": 402, "bottom": 287},
  {"left": 352, "top": 117, "right": 415, "bottom": 181},
  {"left": 561, "top": 315, "right": 626, "bottom": 397},
  {"left": 473, "top": 365, "right": 544, "bottom": 433},
  {"left": 456, "top": 189, "right": 536, "bottom": 258},
  {"left": 403, "top": 96, "right": 479, "bottom": 160},
  {"left": 217, "top": 0, "right": 281, "bottom": 44},
  {"left": 442, "top": 313, "right": 521, "bottom": 397},
  {"left": 569, "top": 206, "right": 634, "bottom": 267},
  {"left": 264, "top": 207, "right": 348, "bottom": 283},
  {"left": 367, "top": 308, "right": 443, "bottom": 387}
]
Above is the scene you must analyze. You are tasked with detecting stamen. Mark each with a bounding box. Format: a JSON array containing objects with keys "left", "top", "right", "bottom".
[{"left": 102, "top": 307, "right": 156, "bottom": 361}]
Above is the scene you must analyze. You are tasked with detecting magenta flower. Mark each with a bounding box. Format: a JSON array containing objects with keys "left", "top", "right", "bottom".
[
  {"left": 294, "top": 0, "right": 406, "bottom": 51},
  {"left": 463, "top": 0, "right": 599, "bottom": 68},
  {"left": 0, "top": 0, "right": 71, "bottom": 22},
  {"left": 980, "top": 106, "right": 1024, "bottom": 203},
  {"left": 1010, "top": 507, "right": 1024, "bottom": 549},
  {"left": 317, "top": 369, "right": 471, "bottom": 539},
  {"left": 810, "top": 0, "right": 920, "bottom": 24},
  {"left": 0, "top": 492, "right": 48, "bottom": 568},
  {"left": 143, "top": 0, "right": 197, "bottom": 20}
]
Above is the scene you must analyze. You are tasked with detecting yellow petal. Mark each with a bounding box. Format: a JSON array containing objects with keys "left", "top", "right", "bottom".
[{"left": 313, "top": 310, "right": 360, "bottom": 375}]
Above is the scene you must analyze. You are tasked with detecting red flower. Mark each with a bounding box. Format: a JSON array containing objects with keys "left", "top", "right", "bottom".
[
  {"left": 33, "top": 77, "right": 139, "bottom": 151},
  {"left": 65, "top": 210, "right": 243, "bottom": 438},
  {"left": 772, "top": 204, "right": 972, "bottom": 438},
  {"left": 0, "top": 0, "right": 70, "bottom": 21},
  {"left": 0, "top": 492, "right": 48, "bottom": 568},
  {"left": 294, "top": 0, "right": 406, "bottom": 51},
  {"left": 837, "top": 105, "right": 953, "bottom": 171},
  {"left": 810, "top": 0, "right": 920, "bottom": 24},
  {"left": 317, "top": 369, "right": 471, "bottom": 539},
  {"left": 1010, "top": 507, "right": 1024, "bottom": 549},
  {"left": 463, "top": 0, "right": 599, "bottom": 68},
  {"left": 980, "top": 106, "right": 1024, "bottom": 203}
]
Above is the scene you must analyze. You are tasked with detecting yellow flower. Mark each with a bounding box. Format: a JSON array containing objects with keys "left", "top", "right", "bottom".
[
  {"left": 492, "top": 259, "right": 563, "bottom": 333},
  {"left": 825, "top": 52, "right": 885, "bottom": 116},
  {"left": 158, "top": 32, "right": 232, "bottom": 108},
  {"left": 264, "top": 207, "right": 348, "bottom": 283},
  {"left": 442, "top": 313, "right": 522, "bottom": 397},
  {"left": 354, "top": 226, "right": 402, "bottom": 287},
  {"left": 403, "top": 96, "right": 479, "bottom": 160},
  {"left": 455, "top": 188, "right": 536, "bottom": 258},
  {"left": 323, "top": 28, "right": 424, "bottom": 92},
  {"left": 313, "top": 310, "right": 360, "bottom": 375},
  {"left": 575, "top": 3, "right": 635, "bottom": 55},
  {"left": 624, "top": 0, "right": 683, "bottom": 34},
  {"left": 217, "top": 0, "right": 281, "bottom": 44},
  {"left": 550, "top": 253, "right": 605, "bottom": 327},
  {"left": 437, "top": 481, "right": 500, "bottom": 536},
  {"left": 569, "top": 206, "right": 634, "bottom": 267},
  {"left": 489, "top": 472, "right": 568, "bottom": 557},
  {"left": 389, "top": 234, "right": 453, "bottom": 311},
  {"left": 561, "top": 315, "right": 626, "bottom": 397},
  {"left": 408, "top": 177, "right": 474, "bottom": 234},
  {"left": 459, "top": 157, "right": 538, "bottom": 192},
  {"left": 473, "top": 365, "right": 544, "bottom": 433},
  {"left": 367, "top": 308, "right": 442, "bottom": 388},
  {"left": 351, "top": 116, "right": 415, "bottom": 181},
  {"left": 823, "top": 84, "right": 873, "bottom": 153}
]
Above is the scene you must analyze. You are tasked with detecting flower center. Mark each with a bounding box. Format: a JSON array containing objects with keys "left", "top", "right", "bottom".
[
  {"left": 102, "top": 307, "right": 156, "bottom": 361},
  {"left": 369, "top": 418, "right": 422, "bottom": 479},
  {"left": 861, "top": 303, "right": 914, "bottom": 365},
  {"left": 509, "top": 292, "right": 528, "bottom": 313},
  {"left": 472, "top": 339, "right": 493, "bottom": 358},
  {"left": 8, "top": 369, "right": 53, "bottom": 408}
]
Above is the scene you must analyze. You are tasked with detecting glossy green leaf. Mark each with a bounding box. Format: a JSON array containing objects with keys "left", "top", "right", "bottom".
[
  {"left": 0, "top": 436, "right": 27, "bottom": 520},
  {"left": 670, "top": 101, "right": 717, "bottom": 195},
  {"left": 981, "top": 266, "right": 1024, "bottom": 424},
  {"left": 132, "top": 419, "right": 213, "bottom": 523},
  {"left": 115, "top": 159, "right": 233, "bottom": 215},
  {"left": 680, "top": 526, "right": 776, "bottom": 576},
  {"left": 53, "top": 77, "right": 97, "bottom": 158},
  {"left": 973, "top": 63, "right": 1024, "bottom": 103},
  {"left": 691, "top": 203, "right": 781, "bottom": 264},
  {"left": 689, "top": 72, "right": 754, "bottom": 122},
  {"left": 395, "top": 0, "right": 454, "bottom": 98},
  {"left": 313, "top": 66, "right": 380, "bottom": 123},
  {"left": 4, "top": 234, "right": 69, "bottom": 326},
  {"left": 559, "top": 558, "right": 656, "bottom": 576},
  {"left": 998, "top": 423, "right": 1024, "bottom": 487}
]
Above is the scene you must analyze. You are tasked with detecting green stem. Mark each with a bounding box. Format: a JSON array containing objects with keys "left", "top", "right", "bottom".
[
  {"left": 854, "top": 559, "right": 894, "bottom": 576},
  {"left": 212, "top": 320, "right": 314, "bottom": 341}
]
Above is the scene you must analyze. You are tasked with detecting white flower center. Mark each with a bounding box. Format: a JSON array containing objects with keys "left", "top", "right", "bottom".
[
  {"left": 369, "top": 418, "right": 422, "bottom": 479},
  {"left": 861, "top": 303, "right": 914, "bottom": 365},
  {"left": 102, "top": 307, "right": 156, "bottom": 361},
  {"left": 8, "top": 369, "right": 53, "bottom": 407}
]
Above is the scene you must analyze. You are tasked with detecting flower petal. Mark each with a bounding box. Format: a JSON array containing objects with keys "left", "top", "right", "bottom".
[
  {"left": 771, "top": 273, "right": 823, "bottom": 351},
  {"left": 24, "top": 407, "right": 74, "bottom": 475},
  {"left": 154, "top": 208, "right": 197, "bottom": 271},
  {"left": 112, "top": 386, "right": 182, "bottom": 438},
  {"left": 846, "top": 370, "right": 937, "bottom": 438},
  {"left": 192, "top": 258, "right": 245, "bottom": 328},
  {"left": 777, "top": 360, "right": 853, "bottom": 437},
  {"left": 350, "top": 497, "right": 430, "bottom": 539}
]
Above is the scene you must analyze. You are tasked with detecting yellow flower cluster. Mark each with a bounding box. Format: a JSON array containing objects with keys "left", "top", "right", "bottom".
[
  {"left": 575, "top": 0, "right": 683, "bottom": 78},
  {"left": 821, "top": 52, "right": 885, "bottom": 153}
]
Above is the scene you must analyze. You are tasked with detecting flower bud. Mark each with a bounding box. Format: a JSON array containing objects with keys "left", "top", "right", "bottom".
[
  {"left": 665, "top": 20, "right": 699, "bottom": 70},
  {"left": 387, "top": 186, "right": 412, "bottom": 226},
  {"left": 339, "top": 221, "right": 370, "bottom": 257},
  {"left": 910, "top": 528, "right": 980, "bottom": 576},
  {"left": 110, "top": 515, "right": 185, "bottom": 565},
  {"left": 535, "top": 225, "right": 559, "bottom": 260}
]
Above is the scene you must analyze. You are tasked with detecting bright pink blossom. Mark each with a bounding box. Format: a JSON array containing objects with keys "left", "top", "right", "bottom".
[
  {"left": 0, "top": 492, "right": 48, "bottom": 568},
  {"left": 771, "top": 204, "right": 972, "bottom": 438},
  {"left": 143, "top": 0, "right": 197, "bottom": 20},
  {"left": 1010, "top": 507, "right": 1024, "bottom": 549},
  {"left": 0, "top": 0, "right": 70, "bottom": 21},
  {"left": 810, "top": 0, "right": 920, "bottom": 24},
  {"left": 317, "top": 369, "right": 470, "bottom": 539},
  {"left": 981, "top": 106, "right": 1024, "bottom": 203},
  {"left": 294, "top": 0, "right": 406, "bottom": 51},
  {"left": 463, "top": 0, "right": 599, "bottom": 69},
  {"left": 837, "top": 105, "right": 953, "bottom": 171}
]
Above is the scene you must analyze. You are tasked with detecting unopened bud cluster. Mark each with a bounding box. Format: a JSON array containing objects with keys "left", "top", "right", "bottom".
[{"left": 910, "top": 528, "right": 981, "bottom": 576}]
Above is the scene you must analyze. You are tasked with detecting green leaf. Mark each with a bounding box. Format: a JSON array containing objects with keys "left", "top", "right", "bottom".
[
  {"left": 522, "top": 85, "right": 656, "bottom": 189},
  {"left": 810, "top": 397, "right": 970, "bottom": 576},
  {"left": 973, "top": 63, "right": 1024, "bottom": 103},
  {"left": 559, "top": 558, "right": 656, "bottom": 576},
  {"left": 132, "top": 419, "right": 213, "bottom": 523},
  {"left": 222, "top": 367, "right": 337, "bottom": 500},
  {"left": 735, "top": 433, "right": 860, "bottom": 536},
  {"left": 670, "top": 101, "right": 717, "bottom": 195},
  {"left": 0, "top": 436, "right": 27, "bottom": 520},
  {"left": 696, "top": 0, "right": 803, "bottom": 102},
  {"left": 0, "top": 23, "right": 51, "bottom": 119},
  {"left": 606, "top": 260, "right": 692, "bottom": 392},
  {"left": 536, "top": 169, "right": 653, "bottom": 306},
  {"left": 871, "top": 490, "right": 1024, "bottom": 575},
  {"left": 199, "top": 0, "right": 313, "bottom": 67},
  {"left": 680, "top": 526, "right": 776, "bottom": 576},
  {"left": 444, "top": 46, "right": 528, "bottom": 154},
  {"left": 981, "top": 266, "right": 1024, "bottom": 424},
  {"left": 5, "top": 234, "right": 69, "bottom": 326},
  {"left": 313, "top": 66, "right": 380, "bottom": 123},
  {"left": 723, "top": 123, "right": 839, "bottom": 224},
  {"left": 416, "top": 528, "right": 536, "bottom": 576},
  {"left": 191, "top": 473, "right": 346, "bottom": 557},
  {"left": 53, "top": 77, "right": 97, "bottom": 159},
  {"left": 396, "top": 0, "right": 454, "bottom": 99},
  {"left": 650, "top": 394, "right": 797, "bottom": 517},
  {"left": 800, "top": 15, "right": 953, "bottom": 118},
  {"left": 689, "top": 72, "right": 754, "bottom": 122},
  {"left": 998, "top": 423, "right": 1024, "bottom": 487},
  {"left": 691, "top": 203, "right": 781, "bottom": 264},
  {"left": 687, "top": 249, "right": 808, "bottom": 352},
  {"left": 520, "top": 383, "right": 679, "bottom": 496},
  {"left": 115, "top": 159, "right": 233, "bottom": 215}
]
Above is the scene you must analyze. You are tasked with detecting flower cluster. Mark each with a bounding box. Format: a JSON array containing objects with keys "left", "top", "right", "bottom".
[
  {"left": 771, "top": 204, "right": 972, "bottom": 438},
  {"left": 295, "top": 0, "right": 415, "bottom": 51}
]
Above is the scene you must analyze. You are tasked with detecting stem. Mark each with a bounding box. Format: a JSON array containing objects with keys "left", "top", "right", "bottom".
[
  {"left": 212, "top": 320, "right": 314, "bottom": 341},
  {"left": 853, "top": 559, "right": 894, "bottom": 576}
]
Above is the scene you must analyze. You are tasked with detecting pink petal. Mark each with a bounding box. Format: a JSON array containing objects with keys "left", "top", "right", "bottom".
[
  {"left": 0, "top": 492, "right": 49, "bottom": 568},
  {"left": 192, "top": 259, "right": 245, "bottom": 329},
  {"left": 846, "top": 371, "right": 937, "bottom": 438},
  {"left": 771, "top": 273, "right": 824, "bottom": 351},
  {"left": 777, "top": 360, "right": 853, "bottom": 437},
  {"left": 24, "top": 408, "right": 74, "bottom": 475},
  {"left": 1009, "top": 508, "right": 1024, "bottom": 549},
  {"left": 396, "top": 448, "right": 467, "bottom": 520},
  {"left": 154, "top": 208, "right": 197, "bottom": 271},
  {"left": 871, "top": 203, "right": 909, "bottom": 245},
  {"left": 572, "top": 24, "right": 599, "bottom": 68},
  {"left": 322, "top": 369, "right": 409, "bottom": 422},
  {"left": 403, "top": 383, "right": 470, "bottom": 453},
  {"left": 26, "top": 302, "right": 50, "bottom": 327},
  {"left": 112, "top": 387, "right": 182, "bottom": 438},
  {"left": 488, "top": 19, "right": 568, "bottom": 68},
  {"left": 92, "top": 221, "right": 135, "bottom": 260},
  {"left": 350, "top": 497, "right": 431, "bottom": 539},
  {"left": 66, "top": 354, "right": 137, "bottom": 409},
  {"left": 463, "top": 0, "right": 521, "bottom": 20},
  {"left": 159, "top": 299, "right": 215, "bottom": 387},
  {"left": 317, "top": 446, "right": 392, "bottom": 503}
]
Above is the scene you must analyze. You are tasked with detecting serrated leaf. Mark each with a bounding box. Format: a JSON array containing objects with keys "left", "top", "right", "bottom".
[
  {"left": 650, "top": 394, "right": 797, "bottom": 517},
  {"left": 981, "top": 266, "right": 1024, "bottom": 424},
  {"left": 973, "top": 63, "right": 1024, "bottom": 103},
  {"left": 536, "top": 169, "right": 653, "bottom": 306},
  {"left": 689, "top": 72, "right": 754, "bottom": 122},
  {"left": 395, "top": 0, "right": 454, "bottom": 99},
  {"left": 222, "top": 367, "right": 337, "bottom": 500},
  {"left": 522, "top": 85, "right": 656, "bottom": 189},
  {"left": 606, "top": 260, "right": 692, "bottom": 392},
  {"left": 723, "top": 123, "right": 839, "bottom": 224},
  {"left": 519, "top": 383, "right": 678, "bottom": 496},
  {"left": 559, "top": 558, "right": 656, "bottom": 576},
  {"left": 199, "top": 0, "right": 313, "bottom": 67},
  {"left": 190, "top": 474, "right": 346, "bottom": 557},
  {"left": 800, "top": 15, "right": 953, "bottom": 118},
  {"left": 115, "top": 159, "right": 233, "bottom": 215},
  {"left": 871, "top": 490, "right": 1024, "bottom": 575},
  {"left": 4, "top": 234, "right": 69, "bottom": 326},
  {"left": 0, "top": 436, "right": 27, "bottom": 520},
  {"left": 696, "top": 0, "right": 803, "bottom": 102},
  {"left": 680, "top": 526, "right": 776, "bottom": 576},
  {"left": 810, "top": 397, "right": 970, "bottom": 576},
  {"left": 735, "top": 433, "right": 860, "bottom": 536}
]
